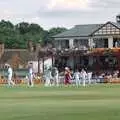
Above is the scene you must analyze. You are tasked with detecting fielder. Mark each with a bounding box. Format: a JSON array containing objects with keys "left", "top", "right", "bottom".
[
  {"left": 28, "top": 64, "right": 34, "bottom": 87},
  {"left": 87, "top": 72, "right": 92, "bottom": 84},
  {"left": 73, "top": 69, "right": 81, "bottom": 87},
  {"left": 7, "top": 65, "right": 15, "bottom": 87},
  {"left": 52, "top": 67, "right": 59, "bottom": 86},
  {"left": 81, "top": 69, "right": 87, "bottom": 86},
  {"left": 44, "top": 67, "right": 52, "bottom": 87}
]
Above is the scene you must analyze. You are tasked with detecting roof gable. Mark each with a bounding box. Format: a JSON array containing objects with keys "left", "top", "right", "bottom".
[{"left": 91, "top": 22, "right": 120, "bottom": 36}]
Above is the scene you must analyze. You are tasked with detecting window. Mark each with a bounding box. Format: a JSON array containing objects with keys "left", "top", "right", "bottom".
[{"left": 104, "top": 39, "right": 108, "bottom": 48}]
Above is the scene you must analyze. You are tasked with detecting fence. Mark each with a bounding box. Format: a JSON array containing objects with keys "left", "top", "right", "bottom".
[{"left": 0, "top": 69, "right": 42, "bottom": 84}]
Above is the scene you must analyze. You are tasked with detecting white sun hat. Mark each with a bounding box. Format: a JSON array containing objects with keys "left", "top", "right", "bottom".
[
  {"left": 5, "top": 63, "right": 10, "bottom": 67},
  {"left": 65, "top": 67, "right": 69, "bottom": 70}
]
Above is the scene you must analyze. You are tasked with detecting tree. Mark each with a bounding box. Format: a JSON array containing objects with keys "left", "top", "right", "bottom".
[
  {"left": 0, "top": 20, "right": 17, "bottom": 48},
  {"left": 0, "top": 20, "right": 14, "bottom": 29},
  {"left": 15, "top": 22, "right": 47, "bottom": 47},
  {"left": 0, "top": 20, "right": 68, "bottom": 49},
  {"left": 15, "top": 22, "right": 29, "bottom": 34},
  {"left": 28, "top": 23, "right": 43, "bottom": 33}
]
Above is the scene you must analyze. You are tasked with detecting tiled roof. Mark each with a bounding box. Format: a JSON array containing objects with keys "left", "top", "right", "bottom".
[
  {"left": 53, "top": 24, "right": 103, "bottom": 38},
  {"left": 53, "top": 22, "right": 120, "bottom": 38},
  {"left": 0, "top": 49, "right": 38, "bottom": 64}
]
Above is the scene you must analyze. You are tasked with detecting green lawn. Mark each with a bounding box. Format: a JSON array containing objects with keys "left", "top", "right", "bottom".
[{"left": 0, "top": 84, "right": 120, "bottom": 120}]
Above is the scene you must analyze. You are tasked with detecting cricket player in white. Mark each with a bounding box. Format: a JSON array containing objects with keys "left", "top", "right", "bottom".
[
  {"left": 87, "top": 72, "right": 92, "bottom": 84},
  {"left": 7, "top": 65, "right": 15, "bottom": 87},
  {"left": 44, "top": 67, "right": 52, "bottom": 87},
  {"left": 53, "top": 67, "right": 59, "bottom": 86},
  {"left": 73, "top": 70, "right": 81, "bottom": 87},
  {"left": 81, "top": 69, "right": 87, "bottom": 86},
  {"left": 28, "top": 65, "right": 34, "bottom": 87}
]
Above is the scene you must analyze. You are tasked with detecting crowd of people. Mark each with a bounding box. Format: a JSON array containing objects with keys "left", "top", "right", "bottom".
[
  {"left": 5, "top": 64, "right": 93, "bottom": 87},
  {"left": 43, "top": 66, "right": 92, "bottom": 87},
  {"left": 5, "top": 63, "right": 120, "bottom": 87},
  {"left": 94, "top": 70, "right": 120, "bottom": 83}
]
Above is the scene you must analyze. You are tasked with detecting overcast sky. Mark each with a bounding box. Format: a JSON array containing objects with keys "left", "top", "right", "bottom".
[{"left": 0, "top": 0, "right": 119, "bottom": 29}]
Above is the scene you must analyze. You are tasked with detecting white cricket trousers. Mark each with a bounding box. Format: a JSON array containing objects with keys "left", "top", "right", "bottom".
[
  {"left": 45, "top": 77, "right": 51, "bottom": 87},
  {"left": 28, "top": 75, "right": 33, "bottom": 87},
  {"left": 54, "top": 76, "right": 59, "bottom": 86},
  {"left": 8, "top": 75, "right": 15, "bottom": 86},
  {"left": 88, "top": 78, "right": 91, "bottom": 84},
  {"left": 82, "top": 78, "right": 86, "bottom": 86},
  {"left": 75, "top": 78, "right": 80, "bottom": 86}
]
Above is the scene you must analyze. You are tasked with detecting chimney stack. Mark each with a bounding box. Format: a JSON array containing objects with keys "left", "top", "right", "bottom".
[
  {"left": 116, "top": 14, "right": 120, "bottom": 24},
  {"left": 27, "top": 40, "right": 34, "bottom": 52}
]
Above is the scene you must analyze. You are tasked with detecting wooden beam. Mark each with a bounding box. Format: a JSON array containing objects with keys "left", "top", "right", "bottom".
[
  {"left": 42, "top": 57, "right": 44, "bottom": 73},
  {"left": 38, "top": 58, "right": 40, "bottom": 74}
]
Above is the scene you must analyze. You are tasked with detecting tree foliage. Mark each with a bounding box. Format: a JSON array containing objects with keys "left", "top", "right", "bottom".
[{"left": 0, "top": 20, "right": 67, "bottom": 48}]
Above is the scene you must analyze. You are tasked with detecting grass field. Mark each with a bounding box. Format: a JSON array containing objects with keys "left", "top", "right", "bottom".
[{"left": 0, "top": 84, "right": 120, "bottom": 120}]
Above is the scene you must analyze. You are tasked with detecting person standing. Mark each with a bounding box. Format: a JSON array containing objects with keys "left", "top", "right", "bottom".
[
  {"left": 87, "top": 72, "right": 92, "bottom": 84},
  {"left": 28, "top": 64, "right": 34, "bottom": 87},
  {"left": 81, "top": 69, "right": 87, "bottom": 86},
  {"left": 64, "top": 67, "right": 72, "bottom": 85},
  {"left": 52, "top": 67, "right": 59, "bottom": 86},
  {"left": 73, "top": 69, "right": 81, "bottom": 87},
  {"left": 7, "top": 65, "right": 15, "bottom": 87},
  {"left": 44, "top": 67, "right": 52, "bottom": 87}
]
